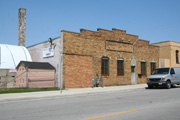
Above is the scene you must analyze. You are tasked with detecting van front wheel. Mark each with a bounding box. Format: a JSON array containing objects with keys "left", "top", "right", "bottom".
[{"left": 165, "top": 81, "right": 171, "bottom": 89}]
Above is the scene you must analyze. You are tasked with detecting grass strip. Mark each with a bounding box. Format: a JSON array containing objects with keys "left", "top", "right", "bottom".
[{"left": 0, "top": 88, "right": 62, "bottom": 94}]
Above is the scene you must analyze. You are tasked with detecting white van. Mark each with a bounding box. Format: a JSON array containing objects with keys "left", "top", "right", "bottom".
[{"left": 147, "top": 67, "right": 180, "bottom": 89}]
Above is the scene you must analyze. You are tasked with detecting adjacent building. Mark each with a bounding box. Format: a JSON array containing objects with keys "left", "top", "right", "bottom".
[
  {"left": 152, "top": 41, "right": 180, "bottom": 68},
  {"left": 0, "top": 44, "right": 32, "bottom": 89},
  {"left": 16, "top": 61, "right": 55, "bottom": 88}
]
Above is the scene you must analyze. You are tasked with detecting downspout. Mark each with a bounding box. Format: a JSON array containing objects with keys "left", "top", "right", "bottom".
[
  {"left": 131, "top": 39, "right": 139, "bottom": 85},
  {"left": 132, "top": 39, "right": 139, "bottom": 59}
]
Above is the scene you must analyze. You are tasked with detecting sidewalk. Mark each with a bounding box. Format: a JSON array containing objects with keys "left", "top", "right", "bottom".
[{"left": 0, "top": 84, "right": 147, "bottom": 102}]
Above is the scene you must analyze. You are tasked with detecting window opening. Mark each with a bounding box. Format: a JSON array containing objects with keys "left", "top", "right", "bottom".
[
  {"left": 176, "top": 50, "right": 179, "bottom": 64},
  {"left": 117, "top": 59, "right": 124, "bottom": 76},
  {"left": 151, "top": 62, "right": 156, "bottom": 75},
  {"left": 141, "top": 62, "right": 146, "bottom": 76},
  {"left": 101, "top": 57, "right": 109, "bottom": 76}
]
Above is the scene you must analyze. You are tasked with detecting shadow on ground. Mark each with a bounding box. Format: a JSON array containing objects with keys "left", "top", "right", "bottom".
[{"left": 145, "top": 85, "right": 180, "bottom": 90}]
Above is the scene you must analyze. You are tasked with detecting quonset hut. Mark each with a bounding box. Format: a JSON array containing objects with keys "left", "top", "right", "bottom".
[{"left": 0, "top": 44, "right": 32, "bottom": 88}]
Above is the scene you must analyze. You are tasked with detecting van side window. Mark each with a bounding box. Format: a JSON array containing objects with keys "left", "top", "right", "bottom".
[{"left": 170, "top": 68, "right": 175, "bottom": 74}]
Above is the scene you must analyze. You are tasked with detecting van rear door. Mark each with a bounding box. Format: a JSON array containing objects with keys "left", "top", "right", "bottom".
[{"left": 174, "top": 68, "right": 180, "bottom": 84}]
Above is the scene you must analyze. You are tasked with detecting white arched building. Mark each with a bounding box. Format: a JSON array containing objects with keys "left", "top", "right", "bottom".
[
  {"left": 0, "top": 44, "right": 32, "bottom": 88},
  {"left": 0, "top": 44, "right": 32, "bottom": 69}
]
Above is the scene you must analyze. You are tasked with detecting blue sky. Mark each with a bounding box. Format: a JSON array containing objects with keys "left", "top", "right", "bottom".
[{"left": 0, "top": 0, "right": 180, "bottom": 47}]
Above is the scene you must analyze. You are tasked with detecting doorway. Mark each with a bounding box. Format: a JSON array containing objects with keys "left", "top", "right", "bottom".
[{"left": 131, "top": 59, "right": 136, "bottom": 84}]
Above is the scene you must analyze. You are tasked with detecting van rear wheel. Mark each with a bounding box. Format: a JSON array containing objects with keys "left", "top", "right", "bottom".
[{"left": 165, "top": 81, "right": 171, "bottom": 89}]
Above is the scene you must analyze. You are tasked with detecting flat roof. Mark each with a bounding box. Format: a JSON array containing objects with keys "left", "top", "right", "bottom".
[{"left": 152, "top": 40, "right": 180, "bottom": 44}]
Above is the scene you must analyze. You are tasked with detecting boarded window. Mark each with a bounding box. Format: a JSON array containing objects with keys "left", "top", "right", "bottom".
[
  {"left": 117, "top": 59, "right": 124, "bottom": 76},
  {"left": 141, "top": 62, "right": 146, "bottom": 76},
  {"left": 101, "top": 57, "right": 109, "bottom": 76},
  {"left": 151, "top": 62, "right": 156, "bottom": 74}
]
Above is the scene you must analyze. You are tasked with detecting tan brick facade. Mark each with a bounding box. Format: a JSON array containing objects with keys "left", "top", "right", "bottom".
[
  {"left": 64, "top": 55, "right": 92, "bottom": 88},
  {"left": 61, "top": 28, "right": 160, "bottom": 88}
]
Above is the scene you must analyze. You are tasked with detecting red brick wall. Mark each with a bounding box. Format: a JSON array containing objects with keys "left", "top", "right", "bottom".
[{"left": 64, "top": 55, "right": 92, "bottom": 88}]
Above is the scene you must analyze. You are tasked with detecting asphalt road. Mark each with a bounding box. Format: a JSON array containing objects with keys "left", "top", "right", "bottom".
[{"left": 0, "top": 86, "right": 180, "bottom": 120}]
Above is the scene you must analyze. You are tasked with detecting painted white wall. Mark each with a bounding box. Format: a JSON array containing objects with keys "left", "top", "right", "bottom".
[{"left": 27, "top": 37, "right": 61, "bottom": 87}]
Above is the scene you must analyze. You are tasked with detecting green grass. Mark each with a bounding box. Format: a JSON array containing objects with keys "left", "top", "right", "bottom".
[{"left": 0, "top": 88, "right": 63, "bottom": 94}]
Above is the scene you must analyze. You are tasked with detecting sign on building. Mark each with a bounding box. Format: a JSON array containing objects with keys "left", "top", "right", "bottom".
[{"left": 43, "top": 47, "right": 54, "bottom": 58}]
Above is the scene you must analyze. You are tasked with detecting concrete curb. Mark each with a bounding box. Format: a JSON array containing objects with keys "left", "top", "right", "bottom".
[{"left": 0, "top": 84, "right": 147, "bottom": 102}]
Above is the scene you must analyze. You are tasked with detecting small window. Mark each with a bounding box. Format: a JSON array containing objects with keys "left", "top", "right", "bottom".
[
  {"left": 141, "top": 61, "right": 146, "bottom": 76},
  {"left": 151, "top": 62, "right": 156, "bottom": 74},
  {"left": 101, "top": 57, "right": 109, "bottom": 76},
  {"left": 176, "top": 50, "right": 179, "bottom": 64},
  {"left": 117, "top": 59, "right": 124, "bottom": 76}
]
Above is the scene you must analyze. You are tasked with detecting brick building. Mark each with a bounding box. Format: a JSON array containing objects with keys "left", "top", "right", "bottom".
[
  {"left": 152, "top": 40, "right": 180, "bottom": 67},
  {"left": 28, "top": 28, "right": 160, "bottom": 88}
]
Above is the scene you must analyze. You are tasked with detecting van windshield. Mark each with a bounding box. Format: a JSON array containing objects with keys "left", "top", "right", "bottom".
[{"left": 152, "top": 68, "right": 170, "bottom": 75}]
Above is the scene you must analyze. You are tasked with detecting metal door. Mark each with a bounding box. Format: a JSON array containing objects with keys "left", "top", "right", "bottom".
[{"left": 131, "top": 59, "right": 136, "bottom": 84}]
